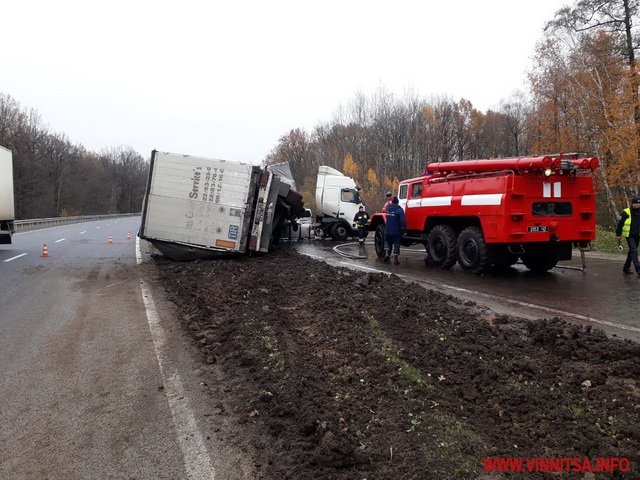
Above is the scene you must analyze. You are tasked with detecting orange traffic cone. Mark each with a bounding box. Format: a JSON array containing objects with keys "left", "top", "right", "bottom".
[
  {"left": 108, "top": 234, "right": 113, "bottom": 244},
  {"left": 41, "top": 243, "right": 49, "bottom": 257},
  {"left": 127, "top": 231, "right": 131, "bottom": 240}
]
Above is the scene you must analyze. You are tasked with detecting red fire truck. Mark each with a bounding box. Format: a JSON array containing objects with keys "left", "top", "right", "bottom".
[{"left": 369, "top": 154, "right": 598, "bottom": 273}]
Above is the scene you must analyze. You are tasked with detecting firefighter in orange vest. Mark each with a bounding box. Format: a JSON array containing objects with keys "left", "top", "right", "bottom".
[{"left": 616, "top": 196, "right": 640, "bottom": 275}]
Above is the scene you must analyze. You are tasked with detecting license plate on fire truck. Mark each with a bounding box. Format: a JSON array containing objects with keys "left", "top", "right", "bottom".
[{"left": 527, "top": 226, "right": 549, "bottom": 233}]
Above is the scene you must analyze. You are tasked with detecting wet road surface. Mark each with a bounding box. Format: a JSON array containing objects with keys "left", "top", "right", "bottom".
[
  {"left": 0, "top": 218, "right": 243, "bottom": 479},
  {"left": 294, "top": 239, "right": 640, "bottom": 342}
]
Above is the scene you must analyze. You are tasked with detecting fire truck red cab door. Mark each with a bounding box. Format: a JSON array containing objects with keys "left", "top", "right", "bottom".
[
  {"left": 398, "top": 183, "right": 409, "bottom": 212},
  {"left": 405, "top": 181, "right": 424, "bottom": 230}
]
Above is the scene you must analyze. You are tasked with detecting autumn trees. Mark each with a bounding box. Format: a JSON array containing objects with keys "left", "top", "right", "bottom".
[
  {"left": 265, "top": 91, "right": 533, "bottom": 212},
  {"left": 533, "top": 0, "right": 640, "bottom": 221},
  {"left": 266, "top": 0, "right": 640, "bottom": 224},
  {"left": 0, "top": 94, "right": 147, "bottom": 219}
]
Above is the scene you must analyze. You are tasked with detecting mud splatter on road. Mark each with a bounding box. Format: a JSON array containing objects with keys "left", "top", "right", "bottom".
[{"left": 155, "top": 248, "right": 640, "bottom": 479}]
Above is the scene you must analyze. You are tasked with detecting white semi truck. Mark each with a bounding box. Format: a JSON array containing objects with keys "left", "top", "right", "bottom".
[
  {"left": 314, "top": 165, "right": 364, "bottom": 240},
  {"left": 0, "top": 145, "right": 15, "bottom": 244},
  {"left": 139, "top": 150, "right": 304, "bottom": 260}
]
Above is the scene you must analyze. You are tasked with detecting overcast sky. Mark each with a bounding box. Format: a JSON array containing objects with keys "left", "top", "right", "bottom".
[{"left": 2, "top": 0, "right": 569, "bottom": 164}]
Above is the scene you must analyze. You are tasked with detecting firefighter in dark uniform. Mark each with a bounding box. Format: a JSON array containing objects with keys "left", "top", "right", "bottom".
[
  {"left": 383, "top": 196, "right": 406, "bottom": 264},
  {"left": 353, "top": 205, "right": 370, "bottom": 246},
  {"left": 616, "top": 196, "right": 640, "bottom": 275}
]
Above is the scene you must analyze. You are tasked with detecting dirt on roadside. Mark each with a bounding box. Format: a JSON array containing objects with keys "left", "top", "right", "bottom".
[{"left": 154, "top": 247, "right": 640, "bottom": 479}]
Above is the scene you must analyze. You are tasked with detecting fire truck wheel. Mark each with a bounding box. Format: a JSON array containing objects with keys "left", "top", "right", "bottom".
[
  {"left": 331, "top": 222, "right": 350, "bottom": 241},
  {"left": 374, "top": 224, "right": 385, "bottom": 258},
  {"left": 457, "top": 226, "right": 489, "bottom": 273},
  {"left": 426, "top": 224, "right": 457, "bottom": 269}
]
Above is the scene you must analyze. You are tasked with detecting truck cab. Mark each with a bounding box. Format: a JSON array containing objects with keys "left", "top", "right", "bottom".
[{"left": 315, "top": 166, "right": 364, "bottom": 240}]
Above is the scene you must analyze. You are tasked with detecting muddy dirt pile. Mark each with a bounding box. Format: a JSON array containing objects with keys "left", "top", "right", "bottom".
[{"left": 155, "top": 248, "right": 640, "bottom": 479}]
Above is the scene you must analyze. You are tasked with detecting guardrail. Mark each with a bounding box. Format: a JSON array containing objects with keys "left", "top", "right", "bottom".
[{"left": 14, "top": 213, "right": 140, "bottom": 232}]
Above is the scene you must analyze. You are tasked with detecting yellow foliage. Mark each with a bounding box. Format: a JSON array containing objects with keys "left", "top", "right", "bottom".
[
  {"left": 383, "top": 175, "right": 399, "bottom": 194},
  {"left": 530, "top": 32, "right": 640, "bottom": 192},
  {"left": 367, "top": 168, "right": 379, "bottom": 188},
  {"left": 342, "top": 153, "right": 360, "bottom": 178}
]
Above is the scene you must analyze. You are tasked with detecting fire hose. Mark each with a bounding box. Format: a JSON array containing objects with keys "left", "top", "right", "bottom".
[{"left": 332, "top": 242, "right": 368, "bottom": 260}]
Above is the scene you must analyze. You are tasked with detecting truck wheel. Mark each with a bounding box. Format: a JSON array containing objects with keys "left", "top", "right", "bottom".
[
  {"left": 522, "top": 249, "right": 557, "bottom": 273},
  {"left": 374, "top": 224, "right": 385, "bottom": 258},
  {"left": 331, "top": 222, "right": 349, "bottom": 241},
  {"left": 314, "top": 226, "right": 325, "bottom": 238},
  {"left": 457, "top": 226, "right": 489, "bottom": 273},
  {"left": 426, "top": 224, "right": 457, "bottom": 269}
]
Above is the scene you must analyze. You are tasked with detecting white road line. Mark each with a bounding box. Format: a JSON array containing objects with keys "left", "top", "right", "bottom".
[
  {"left": 14, "top": 226, "right": 61, "bottom": 236},
  {"left": 338, "top": 261, "right": 389, "bottom": 274},
  {"left": 299, "top": 252, "right": 324, "bottom": 260},
  {"left": 3, "top": 253, "right": 28, "bottom": 263},
  {"left": 140, "top": 281, "right": 216, "bottom": 480},
  {"left": 394, "top": 270, "right": 640, "bottom": 334},
  {"left": 96, "top": 226, "right": 101, "bottom": 229},
  {"left": 55, "top": 238, "right": 65, "bottom": 243},
  {"left": 136, "top": 235, "right": 142, "bottom": 265},
  {"left": 80, "top": 230, "right": 87, "bottom": 234},
  {"left": 304, "top": 251, "right": 640, "bottom": 335}
]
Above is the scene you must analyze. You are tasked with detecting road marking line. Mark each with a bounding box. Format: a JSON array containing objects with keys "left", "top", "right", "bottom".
[
  {"left": 136, "top": 235, "right": 142, "bottom": 265},
  {"left": 80, "top": 230, "right": 87, "bottom": 234},
  {"left": 306, "top": 251, "right": 640, "bottom": 335},
  {"left": 55, "top": 238, "right": 65, "bottom": 243},
  {"left": 392, "top": 270, "right": 640, "bottom": 333},
  {"left": 3, "top": 253, "right": 28, "bottom": 263},
  {"left": 14, "top": 226, "right": 61, "bottom": 235},
  {"left": 402, "top": 273, "right": 640, "bottom": 334},
  {"left": 140, "top": 281, "right": 216, "bottom": 480},
  {"left": 338, "top": 261, "right": 389, "bottom": 274}
]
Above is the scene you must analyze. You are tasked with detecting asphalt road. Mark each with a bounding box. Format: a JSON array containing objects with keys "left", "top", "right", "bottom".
[{"left": 0, "top": 217, "right": 246, "bottom": 480}]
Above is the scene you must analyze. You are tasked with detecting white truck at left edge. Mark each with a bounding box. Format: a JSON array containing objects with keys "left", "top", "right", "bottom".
[{"left": 0, "top": 145, "right": 15, "bottom": 244}]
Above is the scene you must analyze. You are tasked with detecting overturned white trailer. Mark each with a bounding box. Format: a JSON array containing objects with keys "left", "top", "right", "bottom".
[{"left": 139, "top": 150, "right": 304, "bottom": 260}]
